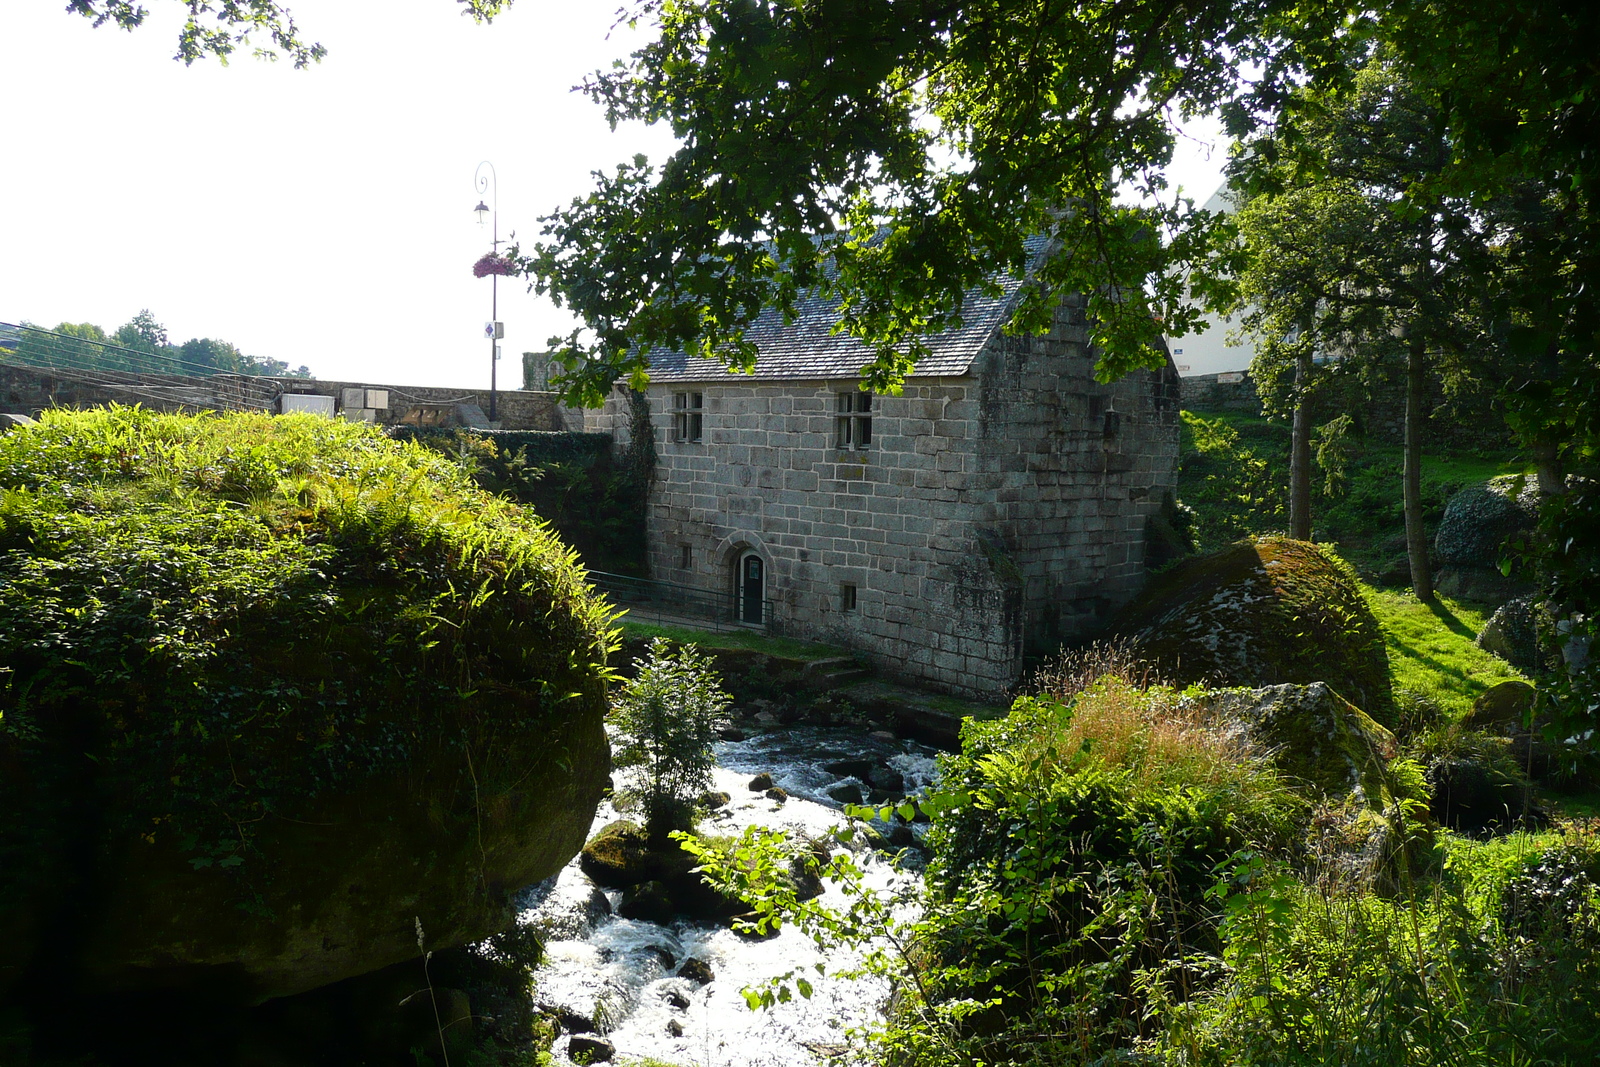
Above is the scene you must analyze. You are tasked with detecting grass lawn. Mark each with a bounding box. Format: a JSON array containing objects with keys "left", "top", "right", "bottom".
[
  {"left": 615, "top": 618, "right": 850, "bottom": 662},
  {"left": 1362, "top": 585, "right": 1528, "bottom": 720}
]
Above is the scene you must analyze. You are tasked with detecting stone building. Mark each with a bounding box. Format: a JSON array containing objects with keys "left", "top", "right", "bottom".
[{"left": 580, "top": 268, "right": 1183, "bottom": 700}]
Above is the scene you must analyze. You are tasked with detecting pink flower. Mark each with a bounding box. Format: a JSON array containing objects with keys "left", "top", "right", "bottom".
[{"left": 473, "top": 253, "right": 515, "bottom": 278}]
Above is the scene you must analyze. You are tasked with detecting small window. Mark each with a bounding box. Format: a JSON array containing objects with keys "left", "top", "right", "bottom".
[
  {"left": 673, "top": 392, "right": 703, "bottom": 442},
  {"left": 835, "top": 390, "right": 872, "bottom": 449},
  {"left": 679, "top": 543, "right": 692, "bottom": 569},
  {"left": 840, "top": 583, "right": 857, "bottom": 612}
]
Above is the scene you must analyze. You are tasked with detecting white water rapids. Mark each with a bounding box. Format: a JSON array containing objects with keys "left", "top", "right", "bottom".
[{"left": 517, "top": 726, "right": 941, "bottom": 1067}]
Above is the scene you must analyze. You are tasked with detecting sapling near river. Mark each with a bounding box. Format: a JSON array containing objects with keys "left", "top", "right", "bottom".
[{"left": 611, "top": 638, "right": 731, "bottom": 845}]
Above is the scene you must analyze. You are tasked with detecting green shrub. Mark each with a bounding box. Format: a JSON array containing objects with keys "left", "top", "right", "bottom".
[
  {"left": 1156, "top": 832, "right": 1600, "bottom": 1066},
  {"left": 393, "top": 427, "right": 647, "bottom": 574},
  {"left": 611, "top": 638, "right": 731, "bottom": 844}
]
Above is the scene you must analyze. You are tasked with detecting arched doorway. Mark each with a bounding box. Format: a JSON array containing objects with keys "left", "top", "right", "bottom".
[{"left": 736, "top": 550, "right": 765, "bottom": 625}]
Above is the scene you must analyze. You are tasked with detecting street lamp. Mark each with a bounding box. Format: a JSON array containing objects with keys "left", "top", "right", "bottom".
[{"left": 475, "top": 160, "right": 501, "bottom": 423}]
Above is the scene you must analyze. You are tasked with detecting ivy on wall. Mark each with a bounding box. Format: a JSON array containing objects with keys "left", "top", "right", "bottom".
[{"left": 390, "top": 427, "right": 650, "bottom": 576}]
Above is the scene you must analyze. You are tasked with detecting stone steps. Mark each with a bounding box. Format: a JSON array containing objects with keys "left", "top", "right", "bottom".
[{"left": 802, "top": 656, "right": 873, "bottom": 687}]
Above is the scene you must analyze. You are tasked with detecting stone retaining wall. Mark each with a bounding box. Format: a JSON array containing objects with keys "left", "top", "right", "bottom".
[{"left": 0, "top": 363, "right": 578, "bottom": 432}]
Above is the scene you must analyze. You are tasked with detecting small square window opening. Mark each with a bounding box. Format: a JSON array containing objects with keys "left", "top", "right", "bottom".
[
  {"left": 835, "top": 390, "right": 872, "bottom": 449},
  {"left": 840, "top": 583, "right": 857, "bottom": 612},
  {"left": 673, "top": 392, "right": 703, "bottom": 442},
  {"left": 679, "top": 544, "right": 692, "bottom": 569}
]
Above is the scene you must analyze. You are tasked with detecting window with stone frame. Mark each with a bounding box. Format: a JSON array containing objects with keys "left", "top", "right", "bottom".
[
  {"left": 840, "top": 582, "right": 858, "bottom": 612},
  {"left": 835, "top": 390, "right": 872, "bottom": 449},
  {"left": 672, "top": 392, "right": 703, "bottom": 442}
]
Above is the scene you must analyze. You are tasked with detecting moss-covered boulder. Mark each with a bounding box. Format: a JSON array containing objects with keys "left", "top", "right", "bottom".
[
  {"left": 580, "top": 821, "right": 683, "bottom": 888},
  {"left": 1476, "top": 597, "right": 1556, "bottom": 676},
  {"left": 1434, "top": 479, "right": 1539, "bottom": 603},
  {"left": 1435, "top": 478, "right": 1537, "bottom": 568},
  {"left": 0, "top": 408, "right": 615, "bottom": 1003},
  {"left": 1197, "top": 683, "right": 1401, "bottom": 801},
  {"left": 1107, "top": 537, "right": 1394, "bottom": 724}
]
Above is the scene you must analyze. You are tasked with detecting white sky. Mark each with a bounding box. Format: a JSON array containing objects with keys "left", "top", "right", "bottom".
[{"left": 0, "top": 2, "right": 1229, "bottom": 389}]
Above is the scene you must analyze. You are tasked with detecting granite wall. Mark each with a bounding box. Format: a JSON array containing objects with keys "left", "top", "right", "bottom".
[{"left": 583, "top": 304, "right": 1181, "bottom": 698}]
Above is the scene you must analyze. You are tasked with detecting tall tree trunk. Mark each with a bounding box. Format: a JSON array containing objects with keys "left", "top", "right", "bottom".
[
  {"left": 1289, "top": 345, "right": 1314, "bottom": 540},
  {"left": 1404, "top": 332, "right": 1434, "bottom": 601}
]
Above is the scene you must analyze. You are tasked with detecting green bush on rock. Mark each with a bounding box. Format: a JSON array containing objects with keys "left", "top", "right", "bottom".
[
  {"left": 0, "top": 407, "right": 616, "bottom": 1002},
  {"left": 1108, "top": 536, "right": 1395, "bottom": 724}
]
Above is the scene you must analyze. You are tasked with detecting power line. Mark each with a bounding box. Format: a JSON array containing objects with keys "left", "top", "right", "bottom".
[{"left": 1, "top": 321, "right": 284, "bottom": 413}]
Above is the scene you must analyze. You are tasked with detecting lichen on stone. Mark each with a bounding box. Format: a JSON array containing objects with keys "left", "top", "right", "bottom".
[{"left": 1109, "top": 536, "right": 1394, "bottom": 725}]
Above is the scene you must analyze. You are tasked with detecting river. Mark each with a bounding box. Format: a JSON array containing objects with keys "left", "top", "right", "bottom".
[{"left": 518, "top": 725, "right": 941, "bottom": 1066}]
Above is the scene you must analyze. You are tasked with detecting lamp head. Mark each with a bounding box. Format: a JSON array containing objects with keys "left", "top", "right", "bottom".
[{"left": 474, "top": 200, "right": 490, "bottom": 225}]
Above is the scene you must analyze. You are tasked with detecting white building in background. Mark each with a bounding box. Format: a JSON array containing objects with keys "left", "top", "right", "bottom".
[{"left": 1164, "top": 185, "right": 1257, "bottom": 378}]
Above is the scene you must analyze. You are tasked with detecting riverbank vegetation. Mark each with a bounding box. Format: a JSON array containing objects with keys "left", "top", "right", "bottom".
[{"left": 709, "top": 653, "right": 1599, "bottom": 1067}]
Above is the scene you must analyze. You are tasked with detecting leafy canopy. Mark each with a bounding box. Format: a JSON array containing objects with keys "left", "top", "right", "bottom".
[
  {"left": 519, "top": 0, "right": 1361, "bottom": 404},
  {"left": 64, "top": 0, "right": 516, "bottom": 66}
]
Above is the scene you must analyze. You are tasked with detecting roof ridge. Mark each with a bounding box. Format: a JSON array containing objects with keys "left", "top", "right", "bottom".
[{"left": 647, "top": 235, "right": 1052, "bottom": 383}]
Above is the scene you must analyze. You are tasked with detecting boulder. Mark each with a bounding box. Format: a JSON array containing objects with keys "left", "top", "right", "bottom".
[
  {"left": 1108, "top": 538, "right": 1394, "bottom": 724},
  {"left": 1461, "top": 680, "right": 1576, "bottom": 785},
  {"left": 868, "top": 765, "right": 906, "bottom": 792},
  {"left": 1435, "top": 565, "right": 1533, "bottom": 604},
  {"left": 1463, "top": 680, "right": 1538, "bottom": 733},
  {"left": 580, "top": 821, "right": 695, "bottom": 889},
  {"left": 1198, "top": 682, "right": 1401, "bottom": 801},
  {"left": 748, "top": 772, "right": 776, "bottom": 791},
  {"left": 1476, "top": 597, "right": 1554, "bottom": 676},
  {"left": 1434, "top": 479, "right": 1539, "bottom": 604},
  {"left": 823, "top": 759, "right": 877, "bottom": 780},
  {"left": 567, "top": 1034, "right": 615, "bottom": 1062},
  {"left": 1426, "top": 758, "right": 1541, "bottom": 836},
  {"left": 677, "top": 957, "right": 715, "bottom": 985},
  {"left": 616, "top": 880, "right": 678, "bottom": 924},
  {"left": 827, "top": 783, "right": 865, "bottom": 805},
  {"left": 0, "top": 409, "right": 614, "bottom": 1004},
  {"left": 1435, "top": 478, "right": 1538, "bottom": 568}
]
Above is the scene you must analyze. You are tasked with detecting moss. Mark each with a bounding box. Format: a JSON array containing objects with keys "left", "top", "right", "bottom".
[
  {"left": 580, "top": 820, "right": 657, "bottom": 888},
  {"left": 1200, "top": 682, "right": 1401, "bottom": 802},
  {"left": 1109, "top": 537, "right": 1394, "bottom": 724},
  {"left": 0, "top": 407, "right": 616, "bottom": 1001},
  {"left": 1464, "top": 680, "right": 1537, "bottom": 730}
]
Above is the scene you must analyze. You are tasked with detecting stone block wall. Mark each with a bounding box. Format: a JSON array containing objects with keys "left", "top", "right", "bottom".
[
  {"left": 582, "top": 308, "right": 1181, "bottom": 698},
  {"left": 974, "top": 298, "right": 1183, "bottom": 645},
  {"left": 0, "top": 363, "right": 576, "bottom": 432},
  {"left": 586, "top": 377, "right": 1023, "bottom": 698}
]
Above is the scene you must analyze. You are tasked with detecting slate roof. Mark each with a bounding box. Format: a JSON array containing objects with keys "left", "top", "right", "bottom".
[{"left": 647, "top": 236, "right": 1052, "bottom": 383}]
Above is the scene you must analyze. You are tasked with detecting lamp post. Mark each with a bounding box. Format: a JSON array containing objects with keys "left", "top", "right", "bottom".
[{"left": 474, "top": 160, "right": 500, "bottom": 423}]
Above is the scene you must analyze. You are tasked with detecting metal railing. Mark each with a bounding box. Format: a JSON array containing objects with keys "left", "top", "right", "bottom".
[{"left": 587, "top": 570, "right": 774, "bottom": 632}]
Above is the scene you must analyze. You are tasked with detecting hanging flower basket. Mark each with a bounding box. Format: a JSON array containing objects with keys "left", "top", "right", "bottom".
[{"left": 473, "top": 253, "right": 515, "bottom": 278}]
